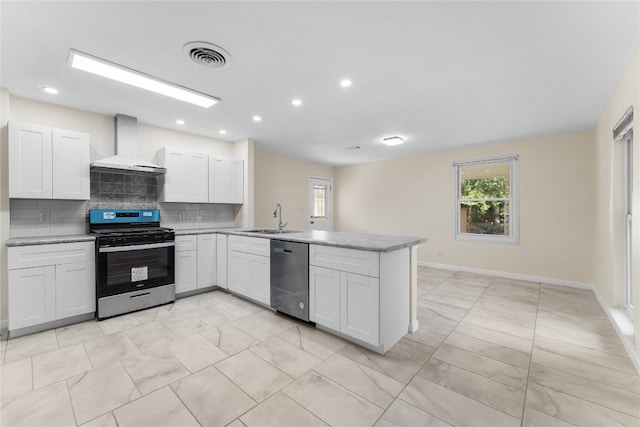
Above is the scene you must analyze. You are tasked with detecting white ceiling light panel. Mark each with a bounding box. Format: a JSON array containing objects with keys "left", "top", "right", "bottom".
[{"left": 68, "top": 49, "right": 219, "bottom": 108}]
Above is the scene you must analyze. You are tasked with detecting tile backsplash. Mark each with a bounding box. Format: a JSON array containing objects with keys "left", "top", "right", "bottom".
[
  {"left": 10, "top": 170, "right": 236, "bottom": 237},
  {"left": 10, "top": 199, "right": 87, "bottom": 238},
  {"left": 160, "top": 203, "right": 235, "bottom": 229},
  {"left": 88, "top": 171, "right": 158, "bottom": 210}
]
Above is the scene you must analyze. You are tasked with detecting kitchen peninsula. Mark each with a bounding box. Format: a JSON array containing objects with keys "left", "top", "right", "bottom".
[{"left": 176, "top": 228, "right": 427, "bottom": 354}]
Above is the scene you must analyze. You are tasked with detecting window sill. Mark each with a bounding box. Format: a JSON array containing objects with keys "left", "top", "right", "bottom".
[{"left": 455, "top": 233, "right": 519, "bottom": 244}]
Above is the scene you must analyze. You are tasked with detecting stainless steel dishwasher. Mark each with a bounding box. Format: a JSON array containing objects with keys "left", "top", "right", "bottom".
[{"left": 270, "top": 240, "right": 310, "bottom": 322}]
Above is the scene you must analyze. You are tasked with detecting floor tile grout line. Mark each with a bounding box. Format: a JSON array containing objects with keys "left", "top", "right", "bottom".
[
  {"left": 519, "top": 280, "right": 542, "bottom": 427},
  {"left": 7, "top": 275, "right": 636, "bottom": 427},
  {"left": 372, "top": 272, "right": 503, "bottom": 426},
  {"left": 180, "top": 364, "right": 258, "bottom": 426},
  {"left": 532, "top": 335, "right": 639, "bottom": 377},
  {"left": 424, "top": 274, "right": 533, "bottom": 422}
]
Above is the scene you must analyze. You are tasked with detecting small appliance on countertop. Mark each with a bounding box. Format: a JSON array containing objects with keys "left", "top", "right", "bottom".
[{"left": 89, "top": 209, "right": 175, "bottom": 319}]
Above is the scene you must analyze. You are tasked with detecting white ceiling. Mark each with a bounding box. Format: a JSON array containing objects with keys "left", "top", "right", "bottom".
[{"left": 1, "top": 1, "right": 638, "bottom": 166}]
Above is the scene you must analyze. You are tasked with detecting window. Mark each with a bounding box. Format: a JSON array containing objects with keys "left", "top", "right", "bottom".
[
  {"left": 454, "top": 155, "right": 519, "bottom": 243},
  {"left": 312, "top": 185, "right": 327, "bottom": 218}
]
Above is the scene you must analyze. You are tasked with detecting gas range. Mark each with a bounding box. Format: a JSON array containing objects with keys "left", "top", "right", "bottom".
[
  {"left": 89, "top": 209, "right": 175, "bottom": 319},
  {"left": 91, "top": 226, "right": 175, "bottom": 247}
]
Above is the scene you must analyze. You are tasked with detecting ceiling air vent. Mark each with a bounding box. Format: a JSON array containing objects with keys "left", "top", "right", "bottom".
[{"left": 183, "top": 41, "right": 231, "bottom": 69}]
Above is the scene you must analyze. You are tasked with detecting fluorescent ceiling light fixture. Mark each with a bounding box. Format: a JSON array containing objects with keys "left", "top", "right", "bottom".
[
  {"left": 42, "top": 86, "right": 59, "bottom": 94},
  {"left": 382, "top": 136, "right": 405, "bottom": 146},
  {"left": 176, "top": 119, "right": 185, "bottom": 125},
  {"left": 253, "top": 116, "right": 262, "bottom": 122},
  {"left": 292, "top": 99, "right": 302, "bottom": 106},
  {"left": 340, "top": 79, "right": 352, "bottom": 88},
  {"left": 68, "top": 49, "right": 219, "bottom": 108}
]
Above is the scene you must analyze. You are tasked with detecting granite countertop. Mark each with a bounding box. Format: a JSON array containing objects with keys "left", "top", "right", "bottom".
[
  {"left": 226, "top": 229, "right": 427, "bottom": 252},
  {"left": 6, "top": 229, "right": 426, "bottom": 252},
  {"left": 6, "top": 234, "right": 96, "bottom": 247},
  {"left": 174, "top": 228, "right": 235, "bottom": 236}
]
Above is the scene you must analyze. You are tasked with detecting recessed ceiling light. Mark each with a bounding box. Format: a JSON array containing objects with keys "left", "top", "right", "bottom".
[
  {"left": 382, "top": 136, "right": 405, "bottom": 146},
  {"left": 67, "top": 49, "right": 219, "bottom": 108},
  {"left": 176, "top": 119, "right": 185, "bottom": 125},
  {"left": 42, "top": 86, "right": 59, "bottom": 94},
  {"left": 340, "top": 79, "right": 352, "bottom": 88},
  {"left": 292, "top": 99, "right": 302, "bottom": 106},
  {"left": 253, "top": 116, "right": 262, "bottom": 122},
  {"left": 219, "top": 130, "right": 227, "bottom": 134}
]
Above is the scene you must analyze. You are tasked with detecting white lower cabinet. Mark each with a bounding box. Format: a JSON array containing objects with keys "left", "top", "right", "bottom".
[
  {"left": 8, "top": 242, "right": 95, "bottom": 333},
  {"left": 197, "top": 234, "right": 217, "bottom": 288},
  {"left": 309, "top": 243, "right": 411, "bottom": 352},
  {"left": 309, "top": 266, "right": 341, "bottom": 330},
  {"left": 56, "top": 261, "right": 95, "bottom": 319},
  {"left": 342, "top": 272, "right": 379, "bottom": 345},
  {"left": 175, "top": 236, "right": 197, "bottom": 294},
  {"left": 217, "top": 234, "right": 228, "bottom": 289},
  {"left": 228, "top": 250, "right": 249, "bottom": 296},
  {"left": 248, "top": 254, "right": 270, "bottom": 305},
  {"left": 309, "top": 265, "right": 379, "bottom": 346},
  {"left": 175, "top": 250, "right": 197, "bottom": 294},
  {"left": 175, "top": 233, "right": 222, "bottom": 295},
  {"left": 227, "top": 236, "right": 270, "bottom": 305},
  {"left": 8, "top": 266, "right": 56, "bottom": 329}
]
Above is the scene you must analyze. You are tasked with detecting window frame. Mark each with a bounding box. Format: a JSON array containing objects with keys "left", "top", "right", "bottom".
[{"left": 453, "top": 155, "right": 519, "bottom": 244}]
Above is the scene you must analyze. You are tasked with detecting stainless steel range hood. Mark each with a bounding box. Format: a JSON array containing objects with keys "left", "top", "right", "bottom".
[{"left": 91, "top": 114, "right": 167, "bottom": 175}]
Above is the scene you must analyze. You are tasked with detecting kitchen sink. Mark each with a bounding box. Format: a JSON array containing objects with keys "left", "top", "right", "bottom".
[{"left": 244, "top": 228, "right": 298, "bottom": 234}]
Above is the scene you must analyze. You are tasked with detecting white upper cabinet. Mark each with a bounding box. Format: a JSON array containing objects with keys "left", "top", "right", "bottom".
[
  {"left": 228, "top": 158, "right": 244, "bottom": 204},
  {"left": 208, "top": 156, "right": 225, "bottom": 204},
  {"left": 190, "top": 153, "right": 209, "bottom": 203},
  {"left": 9, "top": 122, "right": 89, "bottom": 200},
  {"left": 52, "top": 129, "right": 90, "bottom": 200},
  {"left": 158, "top": 148, "right": 208, "bottom": 203},
  {"left": 158, "top": 148, "right": 242, "bottom": 204},
  {"left": 209, "top": 155, "right": 244, "bottom": 204}
]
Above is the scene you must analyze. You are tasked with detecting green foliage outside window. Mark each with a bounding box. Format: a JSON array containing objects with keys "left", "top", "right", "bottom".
[{"left": 460, "top": 176, "right": 509, "bottom": 235}]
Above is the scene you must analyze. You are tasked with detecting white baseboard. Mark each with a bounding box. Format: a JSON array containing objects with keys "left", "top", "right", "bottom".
[
  {"left": 592, "top": 287, "right": 640, "bottom": 375},
  {"left": 419, "top": 261, "right": 593, "bottom": 289},
  {"left": 409, "top": 320, "right": 419, "bottom": 333},
  {"left": 418, "top": 261, "right": 640, "bottom": 375}
]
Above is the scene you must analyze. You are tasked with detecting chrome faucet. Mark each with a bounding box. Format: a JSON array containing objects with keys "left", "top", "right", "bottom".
[{"left": 273, "top": 203, "right": 288, "bottom": 230}]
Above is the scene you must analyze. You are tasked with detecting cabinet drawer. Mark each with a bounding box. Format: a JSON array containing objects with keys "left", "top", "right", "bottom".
[
  {"left": 175, "top": 235, "right": 197, "bottom": 252},
  {"left": 247, "top": 237, "right": 269, "bottom": 256},
  {"left": 228, "top": 235, "right": 248, "bottom": 252},
  {"left": 8, "top": 242, "right": 94, "bottom": 270},
  {"left": 310, "top": 245, "right": 379, "bottom": 277}
]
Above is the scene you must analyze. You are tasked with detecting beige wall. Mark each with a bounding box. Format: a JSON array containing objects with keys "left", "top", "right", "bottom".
[
  {"left": 593, "top": 51, "right": 639, "bottom": 357},
  {"left": 335, "top": 130, "right": 596, "bottom": 285},
  {"left": 254, "top": 150, "right": 335, "bottom": 230}
]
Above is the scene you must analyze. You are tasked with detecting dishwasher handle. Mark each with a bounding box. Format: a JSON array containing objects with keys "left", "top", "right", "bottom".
[{"left": 273, "top": 247, "right": 293, "bottom": 254}]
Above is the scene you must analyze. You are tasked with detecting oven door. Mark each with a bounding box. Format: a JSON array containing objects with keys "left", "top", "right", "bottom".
[{"left": 96, "top": 242, "right": 175, "bottom": 298}]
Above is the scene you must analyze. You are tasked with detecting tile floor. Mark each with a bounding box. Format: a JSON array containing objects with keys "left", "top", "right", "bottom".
[{"left": 1, "top": 267, "right": 638, "bottom": 426}]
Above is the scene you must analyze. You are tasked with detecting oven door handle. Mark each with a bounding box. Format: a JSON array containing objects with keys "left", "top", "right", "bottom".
[{"left": 99, "top": 241, "right": 175, "bottom": 253}]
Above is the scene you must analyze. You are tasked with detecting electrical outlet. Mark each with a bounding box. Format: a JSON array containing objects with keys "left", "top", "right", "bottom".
[
  {"left": 178, "top": 211, "right": 185, "bottom": 220},
  {"left": 38, "top": 211, "right": 50, "bottom": 222},
  {"left": 438, "top": 249, "right": 444, "bottom": 257}
]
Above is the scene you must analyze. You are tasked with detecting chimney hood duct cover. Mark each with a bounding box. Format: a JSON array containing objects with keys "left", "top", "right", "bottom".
[{"left": 91, "top": 114, "right": 167, "bottom": 175}]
